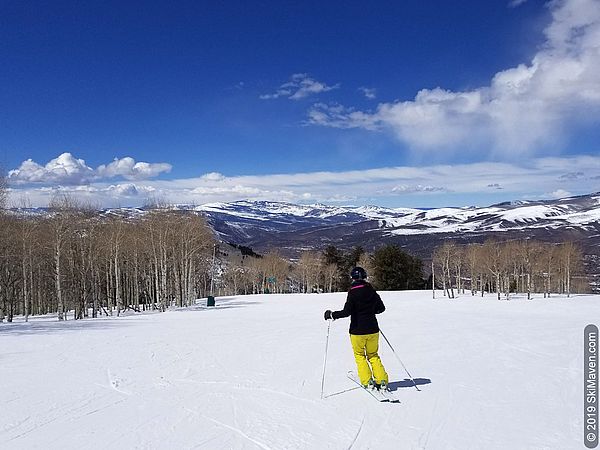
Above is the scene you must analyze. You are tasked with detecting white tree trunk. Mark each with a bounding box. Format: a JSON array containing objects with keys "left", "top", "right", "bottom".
[{"left": 55, "top": 242, "right": 64, "bottom": 321}]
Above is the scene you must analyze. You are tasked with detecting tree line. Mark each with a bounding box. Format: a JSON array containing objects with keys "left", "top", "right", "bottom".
[
  {"left": 214, "top": 244, "right": 426, "bottom": 296},
  {"left": 431, "top": 239, "right": 586, "bottom": 300},
  {"left": 0, "top": 195, "right": 215, "bottom": 322}
]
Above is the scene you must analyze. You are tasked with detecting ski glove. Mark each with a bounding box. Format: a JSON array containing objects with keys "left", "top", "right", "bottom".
[{"left": 324, "top": 310, "right": 333, "bottom": 321}]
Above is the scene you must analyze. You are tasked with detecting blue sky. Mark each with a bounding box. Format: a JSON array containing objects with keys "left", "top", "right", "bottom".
[{"left": 2, "top": 0, "right": 600, "bottom": 207}]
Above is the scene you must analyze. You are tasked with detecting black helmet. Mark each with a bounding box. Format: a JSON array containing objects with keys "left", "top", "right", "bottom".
[{"left": 350, "top": 267, "right": 367, "bottom": 280}]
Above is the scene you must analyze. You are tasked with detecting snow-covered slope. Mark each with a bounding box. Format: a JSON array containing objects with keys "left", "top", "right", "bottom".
[
  {"left": 192, "top": 193, "right": 600, "bottom": 240},
  {"left": 187, "top": 196, "right": 600, "bottom": 278},
  {"left": 1, "top": 291, "right": 597, "bottom": 449}
]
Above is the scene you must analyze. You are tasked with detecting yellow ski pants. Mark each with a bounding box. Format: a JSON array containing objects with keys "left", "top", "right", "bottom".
[{"left": 350, "top": 332, "right": 388, "bottom": 386}]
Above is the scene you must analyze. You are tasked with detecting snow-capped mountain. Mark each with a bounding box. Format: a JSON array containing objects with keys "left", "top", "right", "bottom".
[{"left": 193, "top": 193, "right": 600, "bottom": 247}]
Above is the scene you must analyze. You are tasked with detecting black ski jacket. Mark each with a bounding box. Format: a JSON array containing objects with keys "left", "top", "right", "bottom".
[{"left": 332, "top": 281, "right": 385, "bottom": 335}]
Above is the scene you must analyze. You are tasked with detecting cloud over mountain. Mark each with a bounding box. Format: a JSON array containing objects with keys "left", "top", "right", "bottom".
[
  {"left": 96, "top": 157, "right": 172, "bottom": 180},
  {"left": 9, "top": 153, "right": 172, "bottom": 185},
  {"left": 12, "top": 155, "right": 600, "bottom": 208}
]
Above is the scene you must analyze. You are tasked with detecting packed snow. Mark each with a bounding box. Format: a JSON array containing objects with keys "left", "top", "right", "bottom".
[{"left": 1, "top": 291, "right": 598, "bottom": 449}]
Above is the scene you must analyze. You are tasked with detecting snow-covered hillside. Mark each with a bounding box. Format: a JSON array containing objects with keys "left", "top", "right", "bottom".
[
  {"left": 194, "top": 195, "right": 600, "bottom": 288},
  {"left": 1, "top": 291, "right": 597, "bottom": 449},
  {"left": 195, "top": 192, "right": 600, "bottom": 237}
]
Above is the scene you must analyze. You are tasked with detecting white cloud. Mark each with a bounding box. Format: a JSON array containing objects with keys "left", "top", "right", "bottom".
[
  {"left": 9, "top": 153, "right": 94, "bottom": 185},
  {"left": 200, "top": 172, "right": 226, "bottom": 181},
  {"left": 7, "top": 183, "right": 156, "bottom": 208},
  {"left": 548, "top": 189, "right": 572, "bottom": 198},
  {"left": 308, "top": 0, "right": 600, "bottom": 156},
  {"left": 260, "top": 73, "right": 339, "bottom": 100},
  {"left": 106, "top": 183, "right": 146, "bottom": 197},
  {"left": 191, "top": 185, "right": 264, "bottom": 196},
  {"left": 359, "top": 87, "right": 377, "bottom": 99},
  {"left": 8, "top": 155, "right": 600, "bottom": 208},
  {"left": 9, "top": 153, "right": 172, "bottom": 185},
  {"left": 307, "top": 103, "right": 380, "bottom": 130},
  {"left": 390, "top": 184, "right": 447, "bottom": 194},
  {"left": 96, "top": 157, "right": 172, "bottom": 180},
  {"left": 509, "top": 0, "right": 529, "bottom": 8}
]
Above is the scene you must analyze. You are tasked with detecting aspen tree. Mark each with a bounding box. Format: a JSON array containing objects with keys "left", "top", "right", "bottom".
[
  {"left": 322, "top": 263, "right": 338, "bottom": 293},
  {"left": 47, "top": 194, "right": 80, "bottom": 320},
  {"left": 481, "top": 240, "right": 504, "bottom": 300},
  {"left": 558, "top": 242, "right": 582, "bottom": 298}
]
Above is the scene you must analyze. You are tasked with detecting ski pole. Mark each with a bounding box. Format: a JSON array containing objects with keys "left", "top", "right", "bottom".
[
  {"left": 320, "top": 320, "right": 332, "bottom": 399},
  {"left": 379, "top": 328, "right": 421, "bottom": 392}
]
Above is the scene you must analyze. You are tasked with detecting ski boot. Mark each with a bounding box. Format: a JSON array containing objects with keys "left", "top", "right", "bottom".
[{"left": 365, "top": 379, "right": 377, "bottom": 390}]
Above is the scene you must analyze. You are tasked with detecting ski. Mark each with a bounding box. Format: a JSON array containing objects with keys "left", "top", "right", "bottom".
[
  {"left": 378, "top": 387, "right": 401, "bottom": 403},
  {"left": 346, "top": 371, "right": 399, "bottom": 403}
]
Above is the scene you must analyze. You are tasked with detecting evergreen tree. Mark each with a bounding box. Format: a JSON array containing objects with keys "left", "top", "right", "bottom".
[
  {"left": 321, "top": 245, "right": 365, "bottom": 291},
  {"left": 322, "top": 245, "right": 343, "bottom": 267},
  {"left": 372, "top": 244, "right": 425, "bottom": 290},
  {"left": 322, "top": 245, "right": 344, "bottom": 290},
  {"left": 340, "top": 246, "right": 365, "bottom": 290}
]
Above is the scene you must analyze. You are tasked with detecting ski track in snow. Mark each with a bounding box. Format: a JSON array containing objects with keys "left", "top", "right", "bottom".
[
  {"left": 346, "top": 415, "right": 365, "bottom": 450},
  {"left": 1, "top": 291, "right": 598, "bottom": 449},
  {"left": 107, "top": 368, "right": 133, "bottom": 396},
  {"left": 187, "top": 409, "right": 272, "bottom": 450}
]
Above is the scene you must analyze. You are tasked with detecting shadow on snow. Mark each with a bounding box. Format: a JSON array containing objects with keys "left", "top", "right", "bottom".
[
  {"left": 0, "top": 297, "right": 262, "bottom": 335},
  {"left": 0, "top": 318, "right": 129, "bottom": 336},
  {"left": 324, "top": 377, "right": 431, "bottom": 399},
  {"left": 388, "top": 378, "right": 432, "bottom": 391},
  {"left": 175, "top": 297, "right": 261, "bottom": 312}
]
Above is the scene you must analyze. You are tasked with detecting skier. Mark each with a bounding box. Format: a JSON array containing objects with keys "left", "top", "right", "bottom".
[{"left": 324, "top": 267, "right": 389, "bottom": 391}]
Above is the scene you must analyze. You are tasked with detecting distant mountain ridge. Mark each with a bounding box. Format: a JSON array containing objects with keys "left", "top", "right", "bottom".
[
  {"left": 187, "top": 192, "right": 600, "bottom": 244},
  {"left": 10, "top": 193, "right": 600, "bottom": 284}
]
